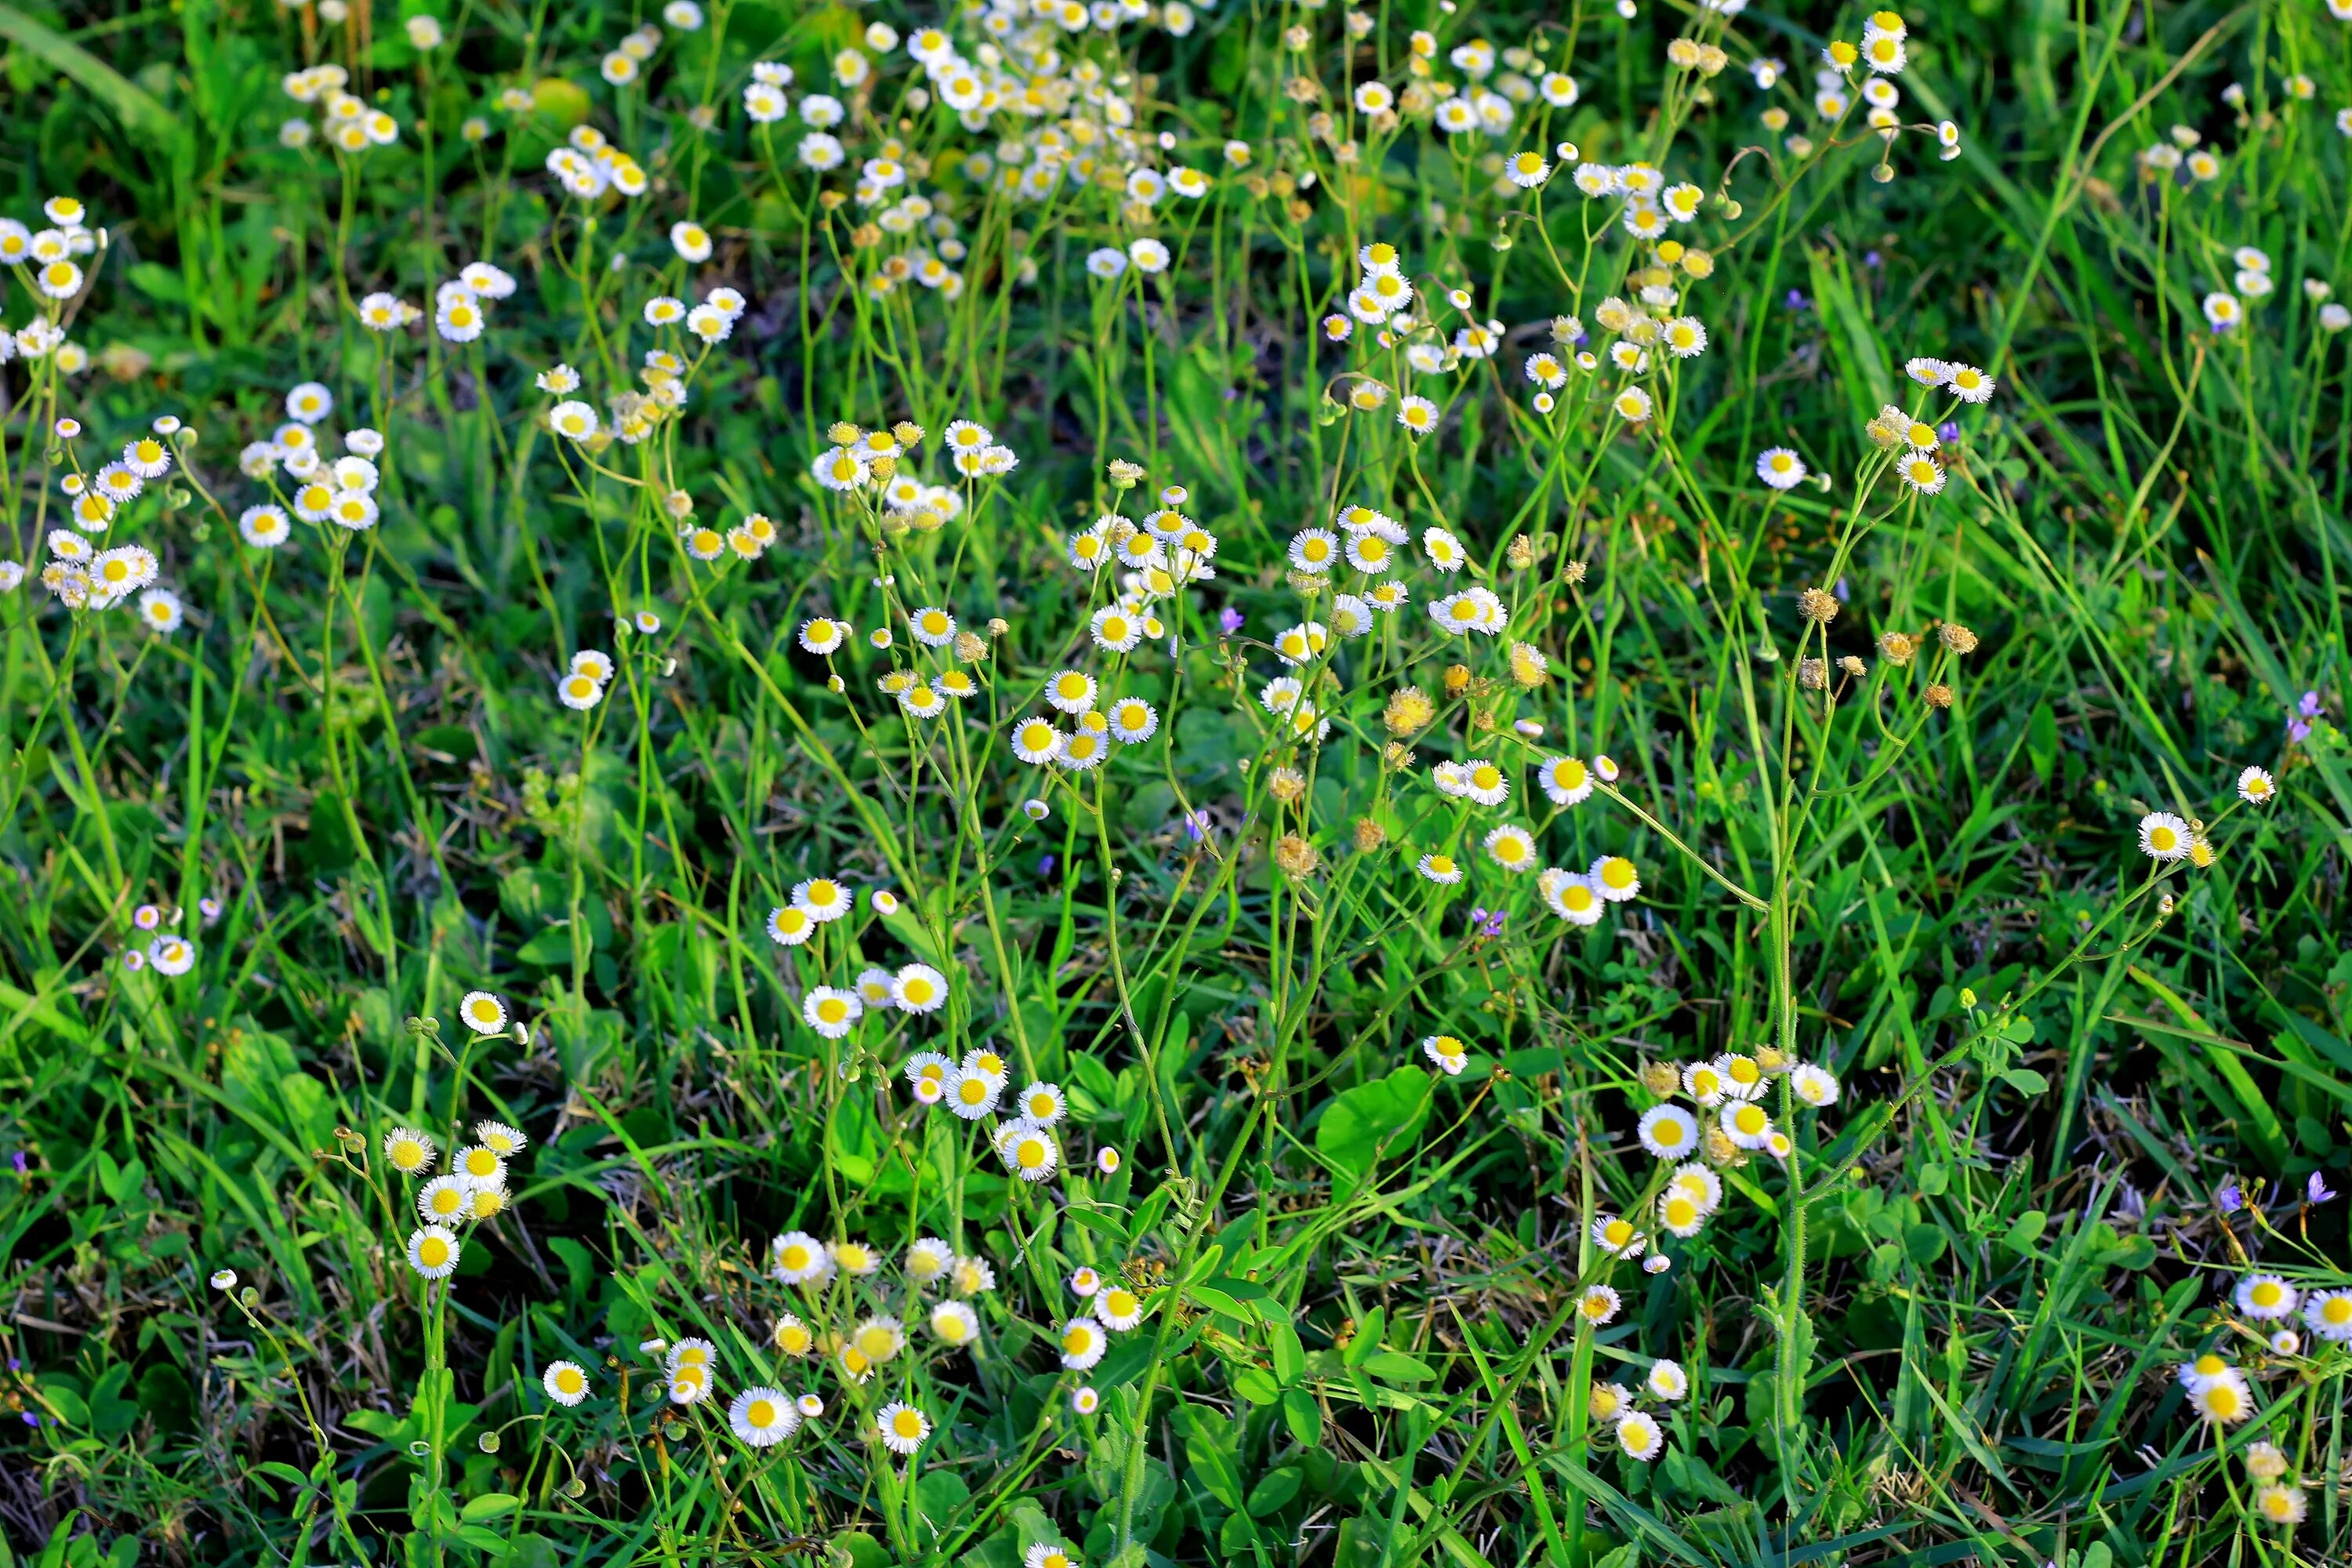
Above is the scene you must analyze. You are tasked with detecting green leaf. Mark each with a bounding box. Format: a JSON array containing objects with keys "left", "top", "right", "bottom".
[
  {"left": 1998, "top": 1067, "right": 2050, "bottom": 1095},
  {"left": 1230, "top": 1367, "right": 1280, "bottom": 1406},
  {"left": 2027, "top": 702, "right": 2058, "bottom": 781},
  {"left": 1185, "top": 1283, "right": 1247, "bottom": 1320},
  {"left": 1185, "top": 1431, "right": 1244, "bottom": 1510},
  {"left": 1280, "top": 1388, "right": 1323, "bottom": 1446},
  {"left": 1360, "top": 1351, "right": 1436, "bottom": 1384},
  {"left": 1267, "top": 1319, "right": 1305, "bottom": 1386},
  {"left": 1245, "top": 1467, "right": 1302, "bottom": 1517},
  {"left": 2002, "top": 1210, "right": 2047, "bottom": 1251},
  {"left": 460, "top": 1494, "right": 521, "bottom": 1522},
  {"left": 0, "top": 4, "right": 178, "bottom": 150},
  {"left": 1314, "top": 1068, "right": 1434, "bottom": 1190}
]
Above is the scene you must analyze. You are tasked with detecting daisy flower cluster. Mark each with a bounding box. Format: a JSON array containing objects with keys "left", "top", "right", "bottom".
[
  {"left": 1008, "top": 475, "right": 1221, "bottom": 770},
  {"left": 534, "top": 290, "right": 749, "bottom": 459},
  {"left": 904, "top": 1044, "right": 1121, "bottom": 1190},
  {"left": 278, "top": 62, "right": 401, "bottom": 154},
  {"left": 1322, "top": 238, "right": 1515, "bottom": 418},
  {"left": 34, "top": 416, "right": 184, "bottom": 617},
  {"left": 0, "top": 194, "right": 100, "bottom": 366},
  {"left": 2133, "top": 764, "right": 2278, "bottom": 873},
  {"left": 2177, "top": 1273, "right": 2352, "bottom": 1436},
  {"left": 1627, "top": 1051, "right": 1842, "bottom": 1229},
  {"left": 1578, "top": 1348, "right": 1692, "bottom": 1462},
  {"left": 229, "top": 379, "right": 396, "bottom": 543},
  {"left": 117, "top": 900, "right": 209, "bottom": 975},
  {"left": 379, "top": 1116, "right": 528, "bottom": 1277}
]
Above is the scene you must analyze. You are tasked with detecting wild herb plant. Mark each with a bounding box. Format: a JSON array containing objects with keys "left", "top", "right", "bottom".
[{"left": 1, "top": 0, "right": 2349, "bottom": 1562}]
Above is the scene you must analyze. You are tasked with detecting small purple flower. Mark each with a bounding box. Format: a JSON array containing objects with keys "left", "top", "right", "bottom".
[
  {"left": 1218, "top": 606, "right": 1244, "bottom": 636},
  {"left": 1182, "top": 809, "right": 1212, "bottom": 843},
  {"left": 1938, "top": 420, "right": 1962, "bottom": 444},
  {"left": 9, "top": 1152, "right": 24, "bottom": 1176},
  {"left": 2297, "top": 691, "right": 2322, "bottom": 718},
  {"left": 19, "top": 1413, "right": 34, "bottom": 1427},
  {"left": 2216, "top": 1181, "right": 2245, "bottom": 1214},
  {"left": 1468, "top": 906, "right": 1505, "bottom": 938},
  {"left": 1038, "top": 854, "right": 1055, "bottom": 877},
  {"left": 1864, "top": 249, "right": 1883, "bottom": 269},
  {"left": 2288, "top": 716, "right": 2313, "bottom": 744},
  {"left": 2309, "top": 1171, "right": 2339, "bottom": 1203},
  {"left": 1785, "top": 289, "right": 1810, "bottom": 312}
]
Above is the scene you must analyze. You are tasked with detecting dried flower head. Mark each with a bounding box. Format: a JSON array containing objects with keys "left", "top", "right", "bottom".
[
  {"left": 1878, "top": 631, "right": 1918, "bottom": 666},
  {"left": 1273, "top": 833, "right": 1319, "bottom": 877},
  {"left": 1925, "top": 682, "right": 1955, "bottom": 708},
  {"left": 1797, "top": 586, "right": 1841, "bottom": 625},
  {"left": 1353, "top": 817, "right": 1387, "bottom": 852},
  {"left": 1384, "top": 685, "right": 1435, "bottom": 735},
  {"left": 1938, "top": 621, "right": 1980, "bottom": 655},
  {"left": 1798, "top": 658, "right": 1828, "bottom": 690},
  {"left": 1639, "top": 1060, "right": 1682, "bottom": 1097},
  {"left": 1838, "top": 655, "right": 1867, "bottom": 678},
  {"left": 1268, "top": 767, "right": 1308, "bottom": 803},
  {"left": 1564, "top": 559, "right": 1590, "bottom": 585}
]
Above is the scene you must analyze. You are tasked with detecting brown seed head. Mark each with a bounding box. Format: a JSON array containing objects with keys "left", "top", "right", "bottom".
[
  {"left": 1925, "top": 682, "right": 1955, "bottom": 709},
  {"left": 1353, "top": 817, "right": 1388, "bottom": 852},
  {"left": 1878, "top": 631, "right": 1917, "bottom": 666},
  {"left": 1273, "top": 833, "right": 1319, "bottom": 877},
  {"left": 1797, "top": 586, "right": 1840, "bottom": 625},
  {"left": 1384, "top": 685, "right": 1435, "bottom": 735}
]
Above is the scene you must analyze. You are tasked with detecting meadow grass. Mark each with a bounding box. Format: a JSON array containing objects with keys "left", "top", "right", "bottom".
[{"left": 0, "top": 0, "right": 2349, "bottom": 1563}]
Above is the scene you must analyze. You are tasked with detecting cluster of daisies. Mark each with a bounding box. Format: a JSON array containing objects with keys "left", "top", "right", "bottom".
[
  {"left": 1755, "top": 354, "right": 1994, "bottom": 498},
  {"left": 2177, "top": 1271, "right": 2352, "bottom": 1526},
  {"left": 545, "top": 1335, "right": 826, "bottom": 1450},
  {"left": 2198, "top": 245, "right": 2352, "bottom": 336},
  {"left": 277, "top": 60, "right": 400, "bottom": 154},
  {"left": 1002, "top": 479, "right": 1222, "bottom": 769},
  {"left": 904, "top": 1047, "right": 1124, "bottom": 1189},
  {"left": 1414, "top": 750, "right": 1644, "bottom": 924},
  {"left": 20, "top": 416, "right": 183, "bottom": 626},
  {"left": 0, "top": 195, "right": 101, "bottom": 367},
  {"left": 813, "top": 417, "right": 1016, "bottom": 499},
  {"left": 227, "top": 379, "right": 392, "bottom": 546},
  {"left": 1323, "top": 241, "right": 1522, "bottom": 426},
  {"left": 1615, "top": 1054, "right": 1842, "bottom": 1237},
  {"left": 1743, "top": 13, "right": 1960, "bottom": 162},
  {"left": 380, "top": 1116, "right": 529, "bottom": 1280},
  {"left": 1578, "top": 1351, "right": 1693, "bottom": 1461},
  {"left": 555, "top": 647, "right": 619, "bottom": 712},
  {"left": 117, "top": 898, "right": 211, "bottom": 977},
  {"left": 538, "top": 298, "right": 746, "bottom": 459},
  {"left": 2135, "top": 765, "right": 2277, "bottom": 867}
]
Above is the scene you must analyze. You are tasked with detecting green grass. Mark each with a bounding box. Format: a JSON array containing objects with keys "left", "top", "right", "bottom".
[{"left": 0, "top": 0, "right": 2349, "bottom": 1563}]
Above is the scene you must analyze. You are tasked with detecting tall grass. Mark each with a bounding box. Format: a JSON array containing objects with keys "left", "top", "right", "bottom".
[{"left": 0, "top": 0, "right": 2347, "bottom": 1563}]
